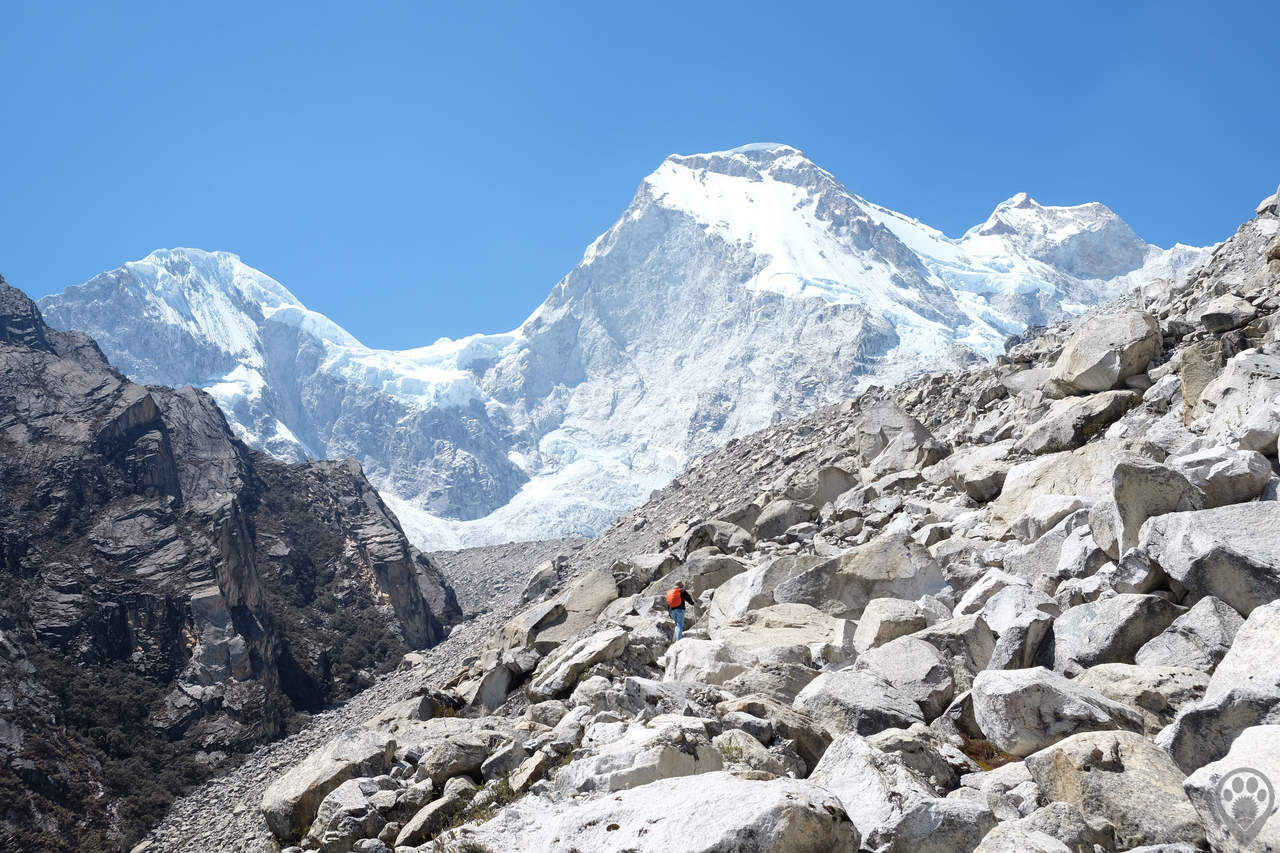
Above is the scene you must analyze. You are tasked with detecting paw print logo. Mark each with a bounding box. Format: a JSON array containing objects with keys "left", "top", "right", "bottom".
[{"left": 1216, "top": 767, "right": 1276, "bottom": 843}]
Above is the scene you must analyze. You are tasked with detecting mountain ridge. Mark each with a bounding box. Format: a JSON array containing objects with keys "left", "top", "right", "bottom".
[{"left": 38, "top": 145, "right": 1212, "bottom": 549}]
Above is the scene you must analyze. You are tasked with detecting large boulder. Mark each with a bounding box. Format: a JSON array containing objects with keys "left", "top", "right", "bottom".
[
  {"left": 991, "top": 439, "right": 1152, "bottom": 532},
  {"left": 807, "top": 733, "right": 935, "bottom": 852},
  {"left": 937, "top": 440, "right": 1017, "bottom": 502},
  {"left": 534, "top": 565, "right": 620, "bottom": 645},
  {"left": 303, "top": 777, "right": 395, "bottom": 853},
  {"left": 261, "top": 728, "right": 397, "bottom": 841},
  {"left": 716, "top": 694, "right": 832, "bottom": 772},
  {"left": 882, "top": 798, "right": 997, "bottom": 853},
  {"left": 714, "top": 602, "right": 843, "bottom": 654},
  {"left": 1015, "top": 390, "right": 1141, "bottom": 455},
  {"left": 910, "top": 615, "right": 997, "bottom": 694},
  {"left": 1198, "top": 351, "right": 1280, "bottom": 439},
  {"left": 1048, "top": 309, "right": 1162, "bottom": 393},
  {"left": 974, "top": 801, "right": 1110, "bottom": 853},
  {"left": 1110, "top": 460, "right": 1204, "bottom": 553},
  {"left": 1166, "top": 443, "right": 1271, "bottom": 508},
  {"left": 853, "top": 598, "right": 929, "bottom": 653},
  {"left": 793, "top": 667, "right": 923, "bottom": 737},
  {"left": 1024, "top": 730, "right": 1206, "bottom": 849},
  {"left": 1048, "top": 594, "right": 1182, "bottom": 674},
  {"left": 1010, "top": 494, "right": 1088, "bottom": 544},
  {"left": 642, "top": 552, "right": 747, "bottom": 600},
  {"left": 527, "top": 626, "right": 628, "bottom": 700},
  {"left": 662, "top": 638, "right": 756, "bottom": 686},
  {"left": 552, "top": 715, "right": 723, "bottom": 794},
  {"left": 1073, "top": 663, "right": 1208, "bottom": 736},
  {"left": 453, "top": 770, "right": 859, "bottom": 852},
  {"left": 971, "top": 667, "right": 1143, "bottom": 757},
  {"left": 753, "top": 498, "right": 818, "bottom": 540},
  {"left": 774, "top": 530, "right": 945, "bottom": 621},
  {"left": 707, "top": 554, "right": 826, "bottom": 627},
  {"left": 1139, "top": 502, "right": 1280, "bottom": 616},
  {"left": 1197, "top": 293, "right": 1257, "bottom": 332},
  {"left": 1183, "top": 725, "right": 1280, "bottom": 852},
  {"left": 1135, "top": 595, "right": 1244, "bottom": 673},
  {"left": 855, "top": 636, "right": 955, "bottom": 722}
]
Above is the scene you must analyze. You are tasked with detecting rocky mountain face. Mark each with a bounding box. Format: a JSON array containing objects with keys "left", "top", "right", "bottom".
[
  {"left": 38, "top": 145, "right": 1209, "bottom": 551},
  {"left": 136, "top": 184, "right": 1280, "bottom": 853},
  {"left": 0, "top": 280, "right": 460, "bottom": 851}
]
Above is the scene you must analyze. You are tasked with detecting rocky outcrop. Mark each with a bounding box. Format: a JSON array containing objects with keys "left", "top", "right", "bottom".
[{"left": 0, "top": 280, "right": 459, "bottom": 851}]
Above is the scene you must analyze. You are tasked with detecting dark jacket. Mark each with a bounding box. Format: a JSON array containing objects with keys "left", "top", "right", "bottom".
[{"left": 666, "top": 588, "right": 693, "bottom": 611}]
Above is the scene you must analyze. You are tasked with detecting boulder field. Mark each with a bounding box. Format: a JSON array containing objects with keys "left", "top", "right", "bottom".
[{"left": 143, "top": 189, "right": 1280, "bottom": 852}]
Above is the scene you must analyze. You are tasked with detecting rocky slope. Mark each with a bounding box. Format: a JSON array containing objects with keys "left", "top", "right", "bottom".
[
  {"left": 135, "top": 186, "right": 1280, "bottom": 853},
  {"left": 38, "top": 145, "right": 1209, "bottom": 550},
  {"left": 0, "top": 281, "right": 461, "bottom": 851}
]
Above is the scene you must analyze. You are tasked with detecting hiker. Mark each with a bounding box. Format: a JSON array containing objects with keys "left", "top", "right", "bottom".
[{"left": 666, "top": 580, "right": 694, "bottom": 641}]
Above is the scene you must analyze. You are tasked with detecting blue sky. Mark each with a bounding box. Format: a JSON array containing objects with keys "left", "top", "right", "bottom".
[{"left": 3, "top": 0, "right": 1277, "bottom": 348}]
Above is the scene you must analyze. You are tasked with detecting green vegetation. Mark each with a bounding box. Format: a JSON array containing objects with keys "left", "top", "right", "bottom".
[{"left": 4, "top": 650, "right": 217, "bottom": 852}]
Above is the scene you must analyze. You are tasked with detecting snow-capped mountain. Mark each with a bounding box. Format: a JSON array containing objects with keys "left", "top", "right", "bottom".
[{"left": 38, "top": 144, "right": 1209, "bottom": 549}]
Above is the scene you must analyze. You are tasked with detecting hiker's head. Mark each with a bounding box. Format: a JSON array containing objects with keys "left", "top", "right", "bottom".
[{"left": 675, "top": 581, "right": 685, "bottom": 589}]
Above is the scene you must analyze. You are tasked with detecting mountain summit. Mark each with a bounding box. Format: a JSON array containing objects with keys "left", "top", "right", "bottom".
[{"left": 39, "top": 146, "right": 1210, "bottom": 548}]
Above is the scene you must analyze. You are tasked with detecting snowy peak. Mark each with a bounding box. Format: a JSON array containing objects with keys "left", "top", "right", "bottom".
[
  {"left": 962, "top": 193, "right": 1149, "bottom": 280},
  {"left": 40, "top": 145, "right": 1213, "bottom": 551}
]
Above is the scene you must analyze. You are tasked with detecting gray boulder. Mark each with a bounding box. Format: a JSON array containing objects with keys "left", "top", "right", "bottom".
[
  {"left": 527, "top": 626, "right": 628, "bottom": 700},
  {"left": 882, "top": 798, "right": 997, "bottom": 853},
  {"left": 1016, "top": 390, "right": 1141, "bottom": 455},
  {"left": 975, "top": 801, "right": 1110, "bottom": 853},
  {"left": 1024, "top": 730, "right": 1206, "bottom": 849},
  {"left": 808, "top": 733, "right": 935, "bottom": 853},
  {"left": 853, "top": 598, "right": 929, "bottom": 653},
  {"left": 971, "top": 667, "right": 1143, "bottom": 757},
  {"left": 1135, "top": 595, "right": 1244, "bottom": 673},
  {"left": 1198, "top": 293, "right": 1257, "bottom": 332},
  {"left": 1073, "top": 663, "right": 1208, "bottom": 736},
  {"left": 753, "top": 498, "right": 817, "bottom": 540},
  {"left": 1110, "top": 460, "right": 1204, "bottom": 553},
  {"left": 261, "top": 729, "right": 397, "bottom": 841},
  {"left": 793, "top": 667, "right": 923, "bottom": 737},
  {"left": 855, "top": 637, "right": 955, "bottom": 722},
  {"left": 940, "top": 440, "right": 1016, "bottom": 502},
  {"left": 1139, "top": 502, "right": 1280, "bottom": 616},
  {"left": 1010, "top": 494, "right": 1088, "bottom": 544},
  {"left": 1166, "top": 443, "right": 1271, "bottom": 507},
  {"left": 455, "top": 770, "right": 859, "bottom": 852},
  {"left": 1048, "top": 309, "right": 1162, "bottom": 393},
  {"left": 1048, "top": 594, "right": 1182, "bottom": 674}
]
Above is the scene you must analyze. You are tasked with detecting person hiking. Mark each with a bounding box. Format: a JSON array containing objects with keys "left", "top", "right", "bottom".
[{"left": 666, "top": 581, "right": 693, "bottom": 641}]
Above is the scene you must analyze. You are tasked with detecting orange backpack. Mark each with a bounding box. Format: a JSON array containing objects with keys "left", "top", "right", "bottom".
[{"left": 665, "top": 587, "right": 684, "bottom": 608}]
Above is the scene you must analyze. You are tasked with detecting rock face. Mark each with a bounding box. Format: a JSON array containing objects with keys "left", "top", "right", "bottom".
[
  {"left": 0, "top": 280, "right": 459, "bottom": 850},
  {"left": 38, "top": 147, "right": 1207, "bottom": 551}
]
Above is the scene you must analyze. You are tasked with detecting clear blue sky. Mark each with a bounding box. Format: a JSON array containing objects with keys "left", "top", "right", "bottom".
[{"left": 3, "top": 1, "right": 1277, "bottom": 348}]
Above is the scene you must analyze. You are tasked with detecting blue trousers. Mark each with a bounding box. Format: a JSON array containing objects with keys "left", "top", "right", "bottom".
[{"left": 672, "top": 607, "right": 686, "bottom": 641}]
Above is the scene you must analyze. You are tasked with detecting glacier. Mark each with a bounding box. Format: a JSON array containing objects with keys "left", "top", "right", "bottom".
[{"left": 38, "top": 143, "right": 1210, "bottom": 550}]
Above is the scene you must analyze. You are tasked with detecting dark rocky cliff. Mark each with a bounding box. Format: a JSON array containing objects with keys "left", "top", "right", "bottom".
[{"left": 0, "top": 277, "right": 461, "bottom": 851}]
